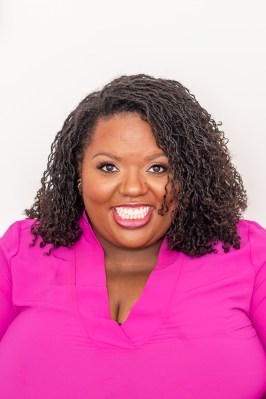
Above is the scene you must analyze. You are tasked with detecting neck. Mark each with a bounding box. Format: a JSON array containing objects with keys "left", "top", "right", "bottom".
[{"left": 93, "top": 231, "right": 164, "bottom": 273}]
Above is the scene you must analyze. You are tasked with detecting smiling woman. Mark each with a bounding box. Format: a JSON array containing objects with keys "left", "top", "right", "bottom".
[
  {"left": 0, "top": 74, "right": 265, "bottom": 399},
  {"left": 80, "top": 114, "right": 176, "bottom": 252}
]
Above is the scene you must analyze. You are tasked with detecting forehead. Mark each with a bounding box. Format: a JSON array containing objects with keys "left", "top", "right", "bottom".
[{"left": 86, "top": 113, "right": 161, "bottom": 154}]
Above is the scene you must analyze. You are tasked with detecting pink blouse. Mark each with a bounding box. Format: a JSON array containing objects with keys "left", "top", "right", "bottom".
[{"left": 0, "top": 211, "right": 266, "bottom": 398}]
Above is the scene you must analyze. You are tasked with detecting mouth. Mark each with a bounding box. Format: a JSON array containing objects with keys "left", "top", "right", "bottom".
[{"left": 112, "top": 205, "right": 154, "bottom": 228}]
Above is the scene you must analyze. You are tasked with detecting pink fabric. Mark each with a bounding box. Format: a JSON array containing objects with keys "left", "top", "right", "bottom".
[{"left": 0, "top": 211, "right": 266, "bottom": 398}]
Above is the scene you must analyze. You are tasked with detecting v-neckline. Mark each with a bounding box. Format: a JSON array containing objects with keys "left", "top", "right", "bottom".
[{"left": 74, "top": 210, "right": 184, "bottom": 349}]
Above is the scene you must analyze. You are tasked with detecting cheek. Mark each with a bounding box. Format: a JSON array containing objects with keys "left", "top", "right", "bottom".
[
  {"left": 82, "top": 176, "right": 114, "bottom": 205},
  {"left": 82, "top": 181, "right": 113, "bottom": 205}
]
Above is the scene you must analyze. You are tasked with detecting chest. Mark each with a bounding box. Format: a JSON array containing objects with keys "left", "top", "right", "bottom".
[{"left": 105, "top": 268, "right": 152, "bottom": 324}]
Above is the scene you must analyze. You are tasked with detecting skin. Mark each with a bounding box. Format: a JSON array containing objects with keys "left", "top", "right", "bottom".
[{"left": 80, "top": 113, "right": 178, "bottom": 272}]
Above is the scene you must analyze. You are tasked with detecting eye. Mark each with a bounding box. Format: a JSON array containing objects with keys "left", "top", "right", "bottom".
[
  {"left": 147, "top": 164, "right": 168, "bottom": 174},
  {"left": 96, "top": 162, "right": 119, "bottom": 173}
]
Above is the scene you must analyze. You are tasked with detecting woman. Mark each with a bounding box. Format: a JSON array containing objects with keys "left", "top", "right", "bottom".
[{"left": 0, "top": 74, "right": 265, "bottom": 398}]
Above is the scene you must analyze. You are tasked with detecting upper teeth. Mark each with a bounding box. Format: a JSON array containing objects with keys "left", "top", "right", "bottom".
[{"left": 114, "top": 206, "right": 151, "bottom": 219}]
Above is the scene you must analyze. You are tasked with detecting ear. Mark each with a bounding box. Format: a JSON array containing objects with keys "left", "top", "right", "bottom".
[
  {"left": 77, "top": 161, "right": 83, "bottom": 193},
  {"left": 77, "top": 178, "right": 82, "bottom": 194}
]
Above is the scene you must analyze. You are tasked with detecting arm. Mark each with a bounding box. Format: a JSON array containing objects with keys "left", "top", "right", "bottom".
[
  {"left": 248, "top": 220, "right": 266, "bottom": 351},
  {"left": 0, "top": 222, "right": 20, "bottom": 341},
  {"left": 250, "top": 261, "right": 266, "bottom": 351}
]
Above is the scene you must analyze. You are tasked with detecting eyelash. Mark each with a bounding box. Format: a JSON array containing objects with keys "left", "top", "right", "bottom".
[{"left": 96, "top": 162, "right": 168, "bottom": 174}]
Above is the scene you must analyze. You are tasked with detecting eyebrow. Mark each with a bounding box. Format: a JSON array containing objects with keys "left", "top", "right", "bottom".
[{"left": 92, "top": 152, "right": 167, "bottom": 161}]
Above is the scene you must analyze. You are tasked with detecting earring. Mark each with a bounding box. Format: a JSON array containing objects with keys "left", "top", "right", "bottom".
[{"left": 77, "top": 178, "right": 82, "bottom": 193}]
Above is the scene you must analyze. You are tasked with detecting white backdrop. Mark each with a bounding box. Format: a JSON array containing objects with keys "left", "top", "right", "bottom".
[{"left": 1, "top": 0, "right": 266, "bottom": 234}]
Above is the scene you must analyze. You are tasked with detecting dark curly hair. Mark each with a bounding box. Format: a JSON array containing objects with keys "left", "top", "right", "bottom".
[{"left": 24, "top": 73, "right": 247, "bottom": 256}]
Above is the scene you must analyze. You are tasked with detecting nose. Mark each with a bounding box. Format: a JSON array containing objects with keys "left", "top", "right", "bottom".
[{"left": 118, "top": 170, "right": 149, "bottom": 198}]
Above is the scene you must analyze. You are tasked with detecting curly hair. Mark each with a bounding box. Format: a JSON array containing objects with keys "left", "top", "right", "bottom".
[{"left": 24, "top": 74, "right": 247, "bottom": 256}]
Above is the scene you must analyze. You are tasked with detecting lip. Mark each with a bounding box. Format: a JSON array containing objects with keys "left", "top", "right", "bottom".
[{"left": 113, "top": 203, "right": 154, "bottom": 209}]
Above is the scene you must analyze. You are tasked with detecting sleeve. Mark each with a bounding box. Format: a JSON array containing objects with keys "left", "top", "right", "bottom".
[
  {"left": 248, "top": 221, "right": 266, "bottom": 351},
  {"left": 250, "top": 261, "right": 266, "bottom": 350},
  {"left": 0, "top": 221, "right": 21, "bottom": 341}
]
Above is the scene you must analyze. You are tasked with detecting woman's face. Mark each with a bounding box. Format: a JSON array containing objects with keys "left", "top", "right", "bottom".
[{"left": 80, "top": 113, "right": 178, "bottom": 250}]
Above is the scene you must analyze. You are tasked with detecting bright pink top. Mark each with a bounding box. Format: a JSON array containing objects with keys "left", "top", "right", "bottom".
[{"left": 0, "top": 211, "right": 266, "bottom": 398}]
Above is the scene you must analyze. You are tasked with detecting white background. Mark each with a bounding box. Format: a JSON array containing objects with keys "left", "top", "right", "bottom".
[{"left": 1, "top": 0, "right": 266, "bottom": 234}]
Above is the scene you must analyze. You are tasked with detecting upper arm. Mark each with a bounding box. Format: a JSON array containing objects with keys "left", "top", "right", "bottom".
[
  {"left": 250, "top": 261, "right": 266, "bottom": 350},
  {"left": 248, "top": 220, "right": 266, "bottom": 351},
  {"left": 0, "top": 222, "right": 20, "bottom": 341}
]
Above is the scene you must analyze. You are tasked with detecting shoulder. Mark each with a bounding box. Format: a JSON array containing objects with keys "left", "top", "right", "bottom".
[
  {"left": 0, "top": 219, "right": 36, "bottom": 260},
  {"left": 237, "top": 219, "right": 266, "bottom": 270}
]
